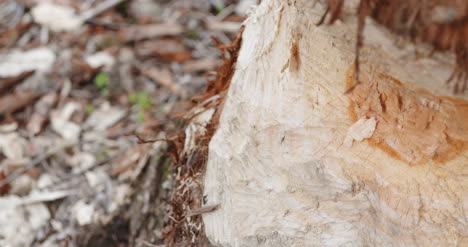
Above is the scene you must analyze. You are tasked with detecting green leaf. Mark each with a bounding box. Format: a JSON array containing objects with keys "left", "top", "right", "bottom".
[
  {"left": 100, "top": 88, "right": 109, "bottom": 96},
  {"left": 213, "top": 3, "right": 225, "bottom": 14},
  {"left": 129, "top": 91, "right": 151, "bottom": 110},
  {"left": 85, "top": 104, "right": 95, "bottom": 114},
  {"left": 94, "top": 72, "right": 109, "bottom": 89},
  {"left": 138, "top": 93, "right": 151, "bottom": 110},
  {"left": 129, "top": 93, "right": 138, "bottom": 104},
  {"left": 186, "top": 29, "right": 200, "bottom": 40},
  {"left": 136, "top": 111, "right": 145, "bottom": 122}
]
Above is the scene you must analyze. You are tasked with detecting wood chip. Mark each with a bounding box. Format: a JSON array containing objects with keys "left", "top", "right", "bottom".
[
  {"left": 182, "top": 59, "right": 222, "bottom": 73},
  {"left": 344, "top": 117, "right": 377, "bottom": 148},
  {"left": 120, "top": 23, "right": 184, "bottom": 42},
  {"left": 26, "top": 92, "right": 58, "bottom": 135},
  {"left": 111, "top": 145, "right": 148, "bottom": 177},
  {"left": 206, "top": 20, "right": 242, "bottom": 33},
  {"left": 0, "top": 48, "right": 55, "bottom": 78}
]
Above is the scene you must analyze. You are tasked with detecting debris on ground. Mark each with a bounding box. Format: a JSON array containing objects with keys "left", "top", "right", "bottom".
[{"left": 0, "top": 0, "right": 253, "bottom": 246}]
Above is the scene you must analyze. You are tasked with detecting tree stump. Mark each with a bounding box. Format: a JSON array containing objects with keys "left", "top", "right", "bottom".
[{"left": 202, "top": 0, "right": 468, "bottom": 246}]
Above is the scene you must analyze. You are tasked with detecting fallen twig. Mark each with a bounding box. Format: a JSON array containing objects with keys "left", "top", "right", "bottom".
[
  {"left": 182, "top": 59, "right": 222, "bottom": 73},
  {"left": 38, "top": 146, "right": 128, "bottom": 191},
  {"left": 20, "top": 190, "right": 77, "bottom": 205},
  {"left": 80, "top": 0, "right": 126, "bottom": 21},
  {"left": 0, "top": 140, "right": 77, "bottom": 188},
  {"left": 120, "top": 23, "right": 184, "bottom": 42},
  {"left": 139, "top": 239, "right": 165, "bottom": 247},
  {"left": 206, "top": 20, "right": 242, "bottom": 33}
]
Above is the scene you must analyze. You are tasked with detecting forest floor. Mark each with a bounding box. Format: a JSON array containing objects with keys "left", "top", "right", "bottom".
[{"left": 0, "top": 0, "right": 250, "bottom": 246}]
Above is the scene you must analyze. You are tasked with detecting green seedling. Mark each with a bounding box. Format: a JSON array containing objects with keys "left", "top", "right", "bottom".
[
  {"left": 101, "top": 36, "right": 118, "bottom": 48},
  {"left": 98, "top": 146, "right": 110, "bottom": 160},
  {"left": 136, "top": 111, "right": 145, "bottom": 122},
  {"left": 129, "top": 91, "right": 151, "bottom": 110},
  {"left": 129, "top": 91, "right": 152, "bottom": 122},
  {"left": 186, "top": 29, "right": 201, "bottom": 40},
  {"left": 94, "top": 72, "right": 110, "bottom": 96},
  {"left": 85, "top": 104, "right": 95, "bottom": 114},
  {"left": 213, "top": 2, "right": 225, "bottom": 14}
]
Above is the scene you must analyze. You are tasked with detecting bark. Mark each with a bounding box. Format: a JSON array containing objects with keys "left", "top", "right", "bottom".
[{"left": 202, "top": 0, "right": 468, "bottom": 246}]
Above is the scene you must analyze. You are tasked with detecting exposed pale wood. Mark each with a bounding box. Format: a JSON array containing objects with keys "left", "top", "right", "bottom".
[{"left": 202, "top": 0, "right": 468, "bottom": 246}]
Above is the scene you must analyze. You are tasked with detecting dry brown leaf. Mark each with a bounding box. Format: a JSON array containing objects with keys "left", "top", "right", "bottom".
[
  {"left": 68, "top": 57, "right": 99, "bottom": 84},
  {"left": 224, "top": 15, "right": 247, "bottom": 22},
  {"left": 140, "top": 66, "right": 186, "bottom": 97},
  {"left": 0, "top": 90, "right": 40, "bottom": 116},
  {"left": 110, "top": 144, "right": 151, "bottom": 179},
  {"left": 0, "top": 171, "right": 11, "bottom": 195},
  {"left": 0, "top": 71, "right": 34, "bottom": 93},
  {"left": 137, "top": 39, "right": 192, "bottom": 62},
  {"left": 153, "top": 47, "right": 191, "bottom": 63}
]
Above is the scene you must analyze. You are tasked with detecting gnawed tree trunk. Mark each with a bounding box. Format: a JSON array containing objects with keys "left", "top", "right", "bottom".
[{"left": 202, "top": 0, "right": 468, "bottom": 246}]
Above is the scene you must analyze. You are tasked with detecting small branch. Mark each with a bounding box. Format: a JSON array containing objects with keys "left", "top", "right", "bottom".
[
  {"left": 138, "top": 239, "right": 165, "bottom": 247},
  {"left": 0, "top": 140, "right": 77, "bottom": 188},
  {"left": 187, "top": 204, "right": 220, "bottom": 217},
  {"left": 80, "top": 0, "right": 125, "bottom": 21}
]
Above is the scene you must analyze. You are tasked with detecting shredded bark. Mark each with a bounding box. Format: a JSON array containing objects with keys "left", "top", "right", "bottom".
[
  {"left": 191, "top": 26, "right": 245, "bottom": 105},
  {"left": 321, "top": 0, "right": 468, "bottom": 94},
  {"left": 162, "top": 26, "right": 245, "bottom": 246},
  {"left": 0, "top": 171, "right": 11, "bottom": 195}
]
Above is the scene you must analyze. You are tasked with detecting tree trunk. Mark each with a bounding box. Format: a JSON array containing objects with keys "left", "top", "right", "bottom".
[{"left": 202, "top": 0, "right": 468, "bottom": 246}]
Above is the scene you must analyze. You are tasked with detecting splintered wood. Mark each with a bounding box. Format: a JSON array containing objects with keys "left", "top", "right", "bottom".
[{"left": 321, "top": 0, "right": 468, "bottom": 93}]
